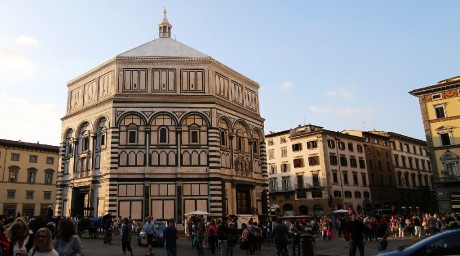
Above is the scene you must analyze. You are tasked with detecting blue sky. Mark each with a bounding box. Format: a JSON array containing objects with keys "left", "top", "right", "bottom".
[{"left": 1, "top": 0, "right": 460, "bottom": 146}]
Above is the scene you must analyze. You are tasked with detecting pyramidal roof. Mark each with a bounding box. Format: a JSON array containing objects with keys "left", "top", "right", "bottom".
[
  {"left": 117, "top": 37, "right": 210, "bottom": 58},
  {"left": 118, "top": 10, "right": 209, "bottom": 59}
]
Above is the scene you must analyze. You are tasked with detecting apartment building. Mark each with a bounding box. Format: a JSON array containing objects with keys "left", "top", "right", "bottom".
[
  {"left": 343, "top": 131, "right": 398, "bottom": 211},
  {"left": 266, "top": 125, "right": 371, "bottom": 216},
  {"left": 345, "top": 130, "right": 435, "bottom": 213},
  {"left": 0, "top": 139, "right": 59, "bottom": 217},
  {"left": 410, "top": 76, "right": 460, "bottom": 212}
]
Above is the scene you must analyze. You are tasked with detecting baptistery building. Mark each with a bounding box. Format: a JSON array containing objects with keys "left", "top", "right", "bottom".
[{"left": 56, "top": 12, "right": 267, "bottom": 224}]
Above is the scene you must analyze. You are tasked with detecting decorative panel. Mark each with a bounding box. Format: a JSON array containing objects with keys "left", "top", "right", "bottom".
[
  {"left": 123, "top": 69, "right": 147, "bottom": 92},
  {"left": 215, "top": 73, "right": 229, "bottom": 99},
  {"left": 153, "top": 69, "right": 176, "bottom": 92},
  {"left": 181, "top": 69, "right": 205, "bottom": 93},
  {"left": 83, "top": 80, "right": 98, "bottom": 105},
  {"left": 99, "top": 72, "right": 113, "bottom": 97},
  {"left": 244, "top": 88, "right": 258, "bottom": 112},
  {"left": 230, "top": 81, "right": 243, "bottom": 105}
]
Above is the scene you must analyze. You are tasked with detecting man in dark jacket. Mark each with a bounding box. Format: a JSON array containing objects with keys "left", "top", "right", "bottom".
[
  {"left": 347, "top": 214, "right": 365, "bottom": 256},
  {"left": 272, "top": 218, "right": 289, "bottom": 256},
  {"left": 217, "top": 217, "right": 230, "bottom": 256}
]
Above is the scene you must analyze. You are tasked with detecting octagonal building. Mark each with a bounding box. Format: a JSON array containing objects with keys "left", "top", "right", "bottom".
[{"left": 56, "top": 12, "right": 268, "bottom": 223}]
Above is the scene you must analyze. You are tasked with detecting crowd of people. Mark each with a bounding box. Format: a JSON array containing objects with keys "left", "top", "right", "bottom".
[
  {"left": 2, "top": 208, "right": 459, "bottom": 256},
  {"left": 0, "top": 212, "right": 84, "bottom": 256}
]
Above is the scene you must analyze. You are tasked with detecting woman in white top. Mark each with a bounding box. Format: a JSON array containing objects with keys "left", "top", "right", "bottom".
[{"left": 28, "top": 228, "right": 58, "bottom": 256}]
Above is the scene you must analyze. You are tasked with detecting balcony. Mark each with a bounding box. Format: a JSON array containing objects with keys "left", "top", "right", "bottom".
[
  {"left": 295, "top": 183, "right": 312, "bottom": 190},
  {"left": 269, "top": 185, "right": 294, "bottom": 193},
  {"left": 312, "top": 181, "right": 321, "bottom": 188}
]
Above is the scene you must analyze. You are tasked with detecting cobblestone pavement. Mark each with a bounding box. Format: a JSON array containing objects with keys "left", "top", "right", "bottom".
[{"left": 81, "top": 233, "right": 419, "bottom": 256}]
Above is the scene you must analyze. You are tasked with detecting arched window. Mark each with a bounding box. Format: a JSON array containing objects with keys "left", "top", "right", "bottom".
[
  {"left": 64, "top": 130, "right": 74, "bottom": 157},
  {"left": 96, "top": 118, "right": 107, "bottom": 150},
  {"left": 299, "top": 205, "right": 308, "bottom": 215},
  {"left": 252, "top": 139, "right": 259, "bottom": 154},
  {"left": 313, "top": 205, "right": 323, "bottom": 216},
  {"left": 159, "top": 127, "right": 168, "bottom": 143}
]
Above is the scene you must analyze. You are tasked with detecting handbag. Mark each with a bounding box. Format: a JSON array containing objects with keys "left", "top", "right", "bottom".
[
  {"left": 0, "top": 233, "right": 10, "bottom": 255},
  {"left": 327, "top": 229, "right": 333, "bottom": 238}
]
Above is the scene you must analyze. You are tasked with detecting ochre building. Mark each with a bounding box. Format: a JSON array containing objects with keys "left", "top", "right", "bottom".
[
  {"left": 0, "top": 139, "right": 59, "bottom": 217},
  {"left": 410, "top": 76, "right": 460, "bottom": 213},
  {"left": 56, "top": 12, "right": 268, "bottom": 223}
]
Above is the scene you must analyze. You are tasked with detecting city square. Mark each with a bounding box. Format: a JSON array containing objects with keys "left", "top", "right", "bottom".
[
  {"left": 1, "top": 1, "right": 460, "bottom": 256},
  {"left": 81, "top": 232, "right": 415, "bottom": 256}
]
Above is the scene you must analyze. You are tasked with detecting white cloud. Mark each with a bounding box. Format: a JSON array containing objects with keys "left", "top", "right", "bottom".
[
  {"left": 325, "top": 87, "right": 355, "bottom": 100},
  {"left": 16, "top": 35, "right": 40, "bottom": 48},
  {"left": 277, "top": 81, "right": 295, "bottom": 90},
  {"left": 0, "top": 47, "right": 36, "bottom": 76},
  {"left": 0, "top": 27, "right": 38, "bottom": 79},
  {"left": 0, "top": 94, "right": 62, "bottom": 145}
]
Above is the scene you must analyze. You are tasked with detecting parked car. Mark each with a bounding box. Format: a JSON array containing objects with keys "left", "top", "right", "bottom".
[
  {"left": 376, "top": 228, "right": 460, "bottom": 256},
  {"left": 137, "top": 221, "right": 166, "bottom": 246}
]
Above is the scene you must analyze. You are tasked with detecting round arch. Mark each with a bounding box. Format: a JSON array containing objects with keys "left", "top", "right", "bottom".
[
  {"left": 283, "top": 204, "right": 294, "bottom": 216},
  {"left": 148, "top": 112, "right": 178, "bottom": 126},
  {"left": 232, "top": 119, "right": 250, "bottom": 134},
  {"left": 313, "top": 205, "right": 323, "bottom": 217},
  {"left": 93, "top": 115, "right": 110, "bottom": 133},
  {"left": 75, "top": 120, "right": 93, "bottom": 136},
  {"left": 299, "top": 205, "right": 308, "bottom": 215},
  {"left": 116, "top": 112, "right": 148, "bottom": 127},
  {"left": 179, "top": 112, "right": 211, "bottom": 127}
]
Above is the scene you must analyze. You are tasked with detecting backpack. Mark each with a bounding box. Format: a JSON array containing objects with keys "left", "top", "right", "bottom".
[{"left": 253, "top": 226, "right": 261, "bottom": 237}]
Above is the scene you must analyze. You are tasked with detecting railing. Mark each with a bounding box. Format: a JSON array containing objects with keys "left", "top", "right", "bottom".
[
  {"left": 281, "top": 185, "right": 293, "bottom": 191},
  {"left": 294, "top": 183, "right": 312, "bottom": 189},
  {"left": 269, "top": 185, "right": 295, "bottom": 192},
  {"left": 313, "top": 181, "right": 321, "bottom": 188},
  {"left": 269, "top": 186, "right": 279, "bottom": 193}
]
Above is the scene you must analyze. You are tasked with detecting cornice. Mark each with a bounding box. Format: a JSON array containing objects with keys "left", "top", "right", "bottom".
[
  {"left": 67, "top": 58, "right": 116, "bottom": 86},
  {"left": 409, "top": 81, "right": 460, "bottom": 96}
]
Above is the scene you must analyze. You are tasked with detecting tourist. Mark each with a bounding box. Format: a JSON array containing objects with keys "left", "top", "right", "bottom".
[
  {"left": 347, "top": 214, "right": 365, "bottom": 256},
  {"left": 121, "top": 217, "right": 133, "bottom": 256},
  {"left": 272, "top": 218, "right": 289, "bottom": 256},
  {"left": 207, "top": 220, "right": 217, "bottom": 254},
  {"left": 142, "top": 216, "right": 156, "bottom": 256},
  {"left": 163, "top": 218, "right": 179, "bottom": 256},
  {"left": 6, "top": 217, "right": 34, "bottom": 256},
  {"left": 28, "top": 228, "right": 59, "bottom": 256},
  {"left": 239, "top": 223, "right": 250, "bottom": 256},
  {"left": 53, "top": 219, "right": 84, "bottom": 256},
  {"left": 217, "top": 217, "right": 230, "bottom": 256}
]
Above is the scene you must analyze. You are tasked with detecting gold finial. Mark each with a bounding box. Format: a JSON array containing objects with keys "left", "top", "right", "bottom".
[{"left": 163, "top": 7, "right": 167, "bottom": 16}]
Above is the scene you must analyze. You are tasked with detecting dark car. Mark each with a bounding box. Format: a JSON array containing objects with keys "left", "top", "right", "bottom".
[
  {"left": 137, "top": 221, "right": 166, "bottom": 246},
  {"left": 376, "top": 228, "right": 460, "bottom": 256}
]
